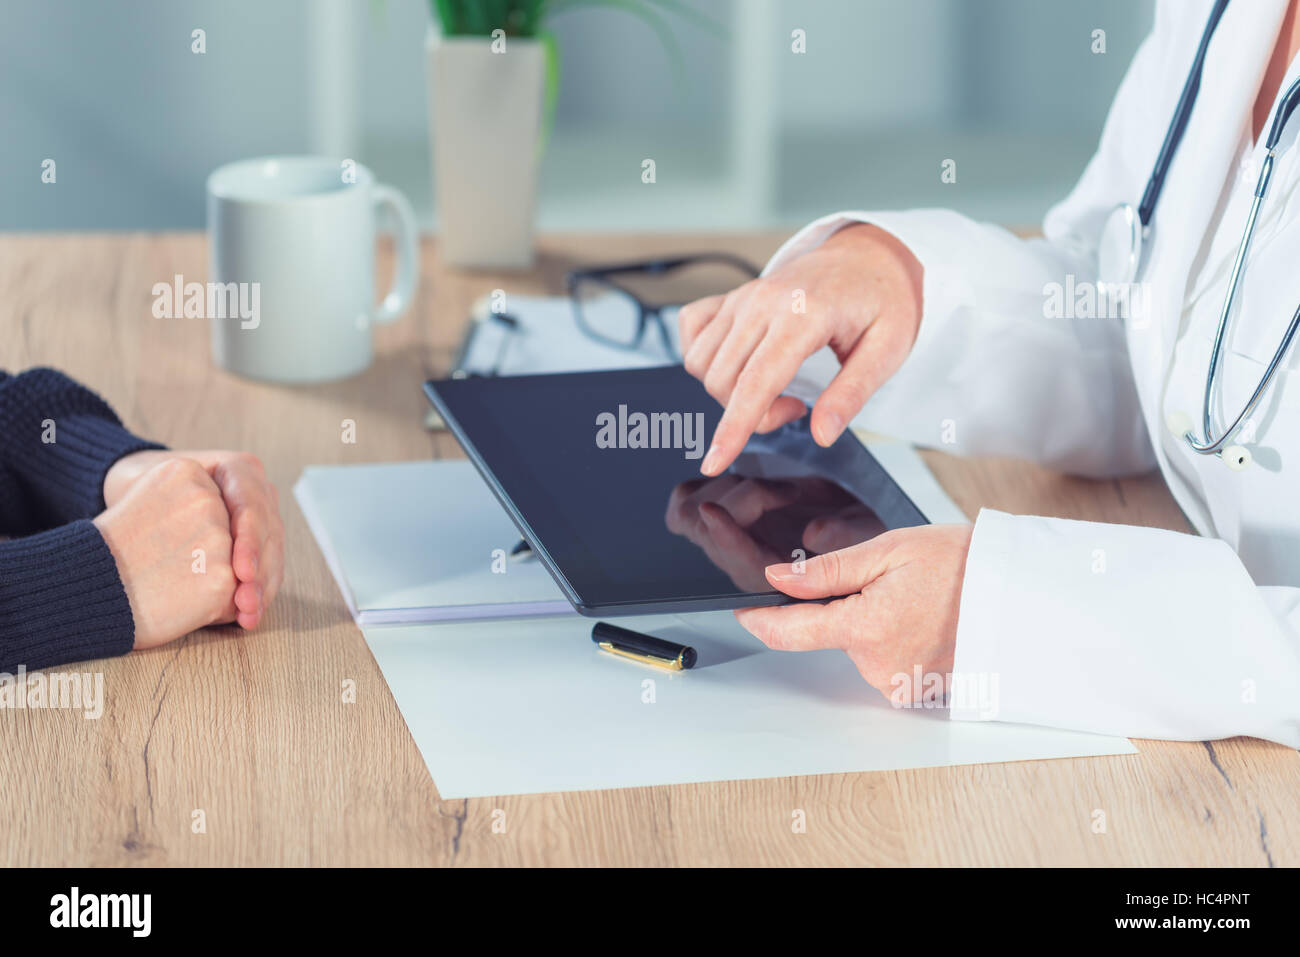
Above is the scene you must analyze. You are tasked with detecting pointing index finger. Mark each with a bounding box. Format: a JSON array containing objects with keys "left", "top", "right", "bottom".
[{"left": 700, "top": 337, "right": 814, "bottom": 476}]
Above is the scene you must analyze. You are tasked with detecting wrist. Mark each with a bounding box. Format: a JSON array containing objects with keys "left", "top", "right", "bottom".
[{"left": 830, "top": 221, "right": 924, "bottom": 339}]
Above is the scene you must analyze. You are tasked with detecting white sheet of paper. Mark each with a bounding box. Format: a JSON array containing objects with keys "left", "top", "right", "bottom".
[{"left": 365, "top": 610, "right": 1136, "bottom": 799}]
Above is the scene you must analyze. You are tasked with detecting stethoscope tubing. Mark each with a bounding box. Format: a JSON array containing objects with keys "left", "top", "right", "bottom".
[{"left": 1134, "top": 0, "right": 1300, "bottom": 458}]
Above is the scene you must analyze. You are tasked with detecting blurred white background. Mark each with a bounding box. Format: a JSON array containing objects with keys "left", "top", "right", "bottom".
[{"left": 0, "top": 0, "right": 1153, "bottom": 232}]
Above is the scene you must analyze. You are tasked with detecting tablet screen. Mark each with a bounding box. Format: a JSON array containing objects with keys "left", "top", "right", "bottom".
[{"left": 425, "top": 366, "right": 928, "bottom": 615}]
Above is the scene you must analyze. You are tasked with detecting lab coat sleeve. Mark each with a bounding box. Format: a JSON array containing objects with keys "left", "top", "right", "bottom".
[
  {"left": 951, "top": 509, "right": 1300, "bottom": 748},
  {"left": 761, "top": 16, "right": 1177, "bottom": 477}
]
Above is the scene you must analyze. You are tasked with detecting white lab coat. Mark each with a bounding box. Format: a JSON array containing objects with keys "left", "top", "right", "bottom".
[{"left": 766, "top": 0, "right": 1300, "bottom": 747}]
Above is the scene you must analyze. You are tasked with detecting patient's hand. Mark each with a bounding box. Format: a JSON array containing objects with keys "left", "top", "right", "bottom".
[
  {"left": 94, "top": 459, "right": 242, "bottom": 649},
  {"left": 677, "top": 222, "right": 923, "bottom": 476},
  {"left": 104, "top": 449, "right": 284, "bottom": 630}
]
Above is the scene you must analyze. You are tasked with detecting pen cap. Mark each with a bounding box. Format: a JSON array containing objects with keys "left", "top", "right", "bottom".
[
  {"left": 591, "top": 621, "right": 647, "bottom": 646},
  {"left": 590, "top": 621, "right": 697, "bottom": 669}
]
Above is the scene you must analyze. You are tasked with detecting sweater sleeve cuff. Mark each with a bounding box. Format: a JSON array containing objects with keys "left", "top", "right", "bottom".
[
  {"left": 32, "top": 414, "right": 165, "bottom": 516},
  {"left": 0, "top": 367, "right": 165, "bottom": 521},
  {"left": 0, "top": 519, "right": 136, "bottom": 671}
]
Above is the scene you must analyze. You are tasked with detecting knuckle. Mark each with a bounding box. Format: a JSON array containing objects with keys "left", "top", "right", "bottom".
[
  {"left": 875, "top": 528, "right": 906, "bottom": 558},
  {"left": 732, "top": 364, "right": 765, "bottom": 397},
  {"left": 234, "top": 450, "right": 265, "bottom": 474},
  {"left": 174, "top": 458, "right": 209, "bottom": 481},
  {"left": 678, "top": 300, "right": 704, "bottom": 331},
  {"left": 683, "top": 349, "right": 707, "bottom": 380},
  {"left": 815, "top": 548, "right": 844, "bottom": 586},
  {"left": 207, "top": 522, "right": 234, "bottom": 553},
  {"left": 748, "top": 281, "right": 777, "bottom": 310},
  {"left": 153, "top": 457, "right": 194, "bottom": 484},
  {"left": 838, "top": 382, "right": 868, "bottom": 409},
  {"left": 702, "top": 366, "right": 731, "bottom": 401},
  {"left": 204, "top": 501, "right": 232, "bottom": 530}
]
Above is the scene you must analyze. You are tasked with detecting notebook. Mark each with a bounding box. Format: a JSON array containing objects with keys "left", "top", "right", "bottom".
[{"left": 295, "top": 460, "right": 573, "bottom": 624}]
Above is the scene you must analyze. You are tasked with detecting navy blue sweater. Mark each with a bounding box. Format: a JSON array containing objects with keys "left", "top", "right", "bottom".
[{"left": 0, "top": 368, "right": 164, "bottom": 671}]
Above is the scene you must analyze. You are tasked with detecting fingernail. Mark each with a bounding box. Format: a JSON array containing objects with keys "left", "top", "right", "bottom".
[
  {"left": 766, "top": 563, "right": 796, "bottom": 582},
  {"left": 701, "top": 445, "right": 723, "bottom": 475},
  {"left": 815, "top": 413, "right": 843, "bottom": 446}
]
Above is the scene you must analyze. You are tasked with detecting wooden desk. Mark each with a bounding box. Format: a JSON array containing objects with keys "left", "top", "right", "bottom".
[{"left": 1, "top": 232, "right": 1296, "bottom": 867}]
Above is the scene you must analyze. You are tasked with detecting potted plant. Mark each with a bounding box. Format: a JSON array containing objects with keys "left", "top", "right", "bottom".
[{"left": 426, "top": 0, "right": 716, "bottom": 269}]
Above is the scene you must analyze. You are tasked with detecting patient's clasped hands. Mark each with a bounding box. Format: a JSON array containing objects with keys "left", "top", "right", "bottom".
[{"left": 95, "top": 449, "right": 285, "bottom": 649}]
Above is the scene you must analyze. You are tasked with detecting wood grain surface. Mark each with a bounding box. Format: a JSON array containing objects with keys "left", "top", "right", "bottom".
[{"left": 0, "top": 232, "right": 1294, "bottom": 867}]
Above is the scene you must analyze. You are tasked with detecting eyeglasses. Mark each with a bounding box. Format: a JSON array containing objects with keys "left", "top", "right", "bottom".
[{"left": 566, "top": 253, "right": 761, "bottom": 361}]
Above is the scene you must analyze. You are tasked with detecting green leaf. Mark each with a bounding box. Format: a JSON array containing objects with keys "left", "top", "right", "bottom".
[
  {"left": 642, "top": 0, "right": 725, "bottom": 35},
  {"left": 547, "top": 0, "right": 685, "bottom": 79},
  {"left": 430, "top": 0, "right": 459, "bottom": 34}
]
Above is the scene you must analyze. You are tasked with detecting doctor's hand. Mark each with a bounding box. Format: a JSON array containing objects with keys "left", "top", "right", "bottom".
[
  {"left": 104, "top": 449, "right": 284, "bottom": 630},
  {"left": 678, "top": 222, "right": 923, "bottom": 477},
  {"left": 733, "top": 524, "right": 971, "bottom": 702}
]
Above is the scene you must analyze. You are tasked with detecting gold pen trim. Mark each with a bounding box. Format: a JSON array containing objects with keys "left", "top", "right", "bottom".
[{"left": 597, "top": 641, "right": 685, "bottom": 671}]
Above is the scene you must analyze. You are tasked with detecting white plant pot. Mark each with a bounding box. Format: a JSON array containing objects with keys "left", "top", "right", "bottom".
[{"left": 427, "top": 29, "right": 544, "bottom": 270}]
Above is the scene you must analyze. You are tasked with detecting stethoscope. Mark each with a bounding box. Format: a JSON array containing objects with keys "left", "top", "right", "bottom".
[{"left": 1097, "top": 0, "right": 1300, "bottom": 471}]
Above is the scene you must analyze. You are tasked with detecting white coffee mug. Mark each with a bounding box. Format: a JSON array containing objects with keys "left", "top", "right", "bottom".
[{"left": 207, "top": 156, "right": 418, "bottom": 383}]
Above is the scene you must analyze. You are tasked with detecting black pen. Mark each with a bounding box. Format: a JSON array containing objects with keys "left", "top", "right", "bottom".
[{"left": 591, "top": 621, "right": 697, "bottom": 671}]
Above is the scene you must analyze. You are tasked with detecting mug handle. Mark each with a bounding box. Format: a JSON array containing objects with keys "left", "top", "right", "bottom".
[{"left": 371, "top": 184, "right": 418, "bottom": 324}]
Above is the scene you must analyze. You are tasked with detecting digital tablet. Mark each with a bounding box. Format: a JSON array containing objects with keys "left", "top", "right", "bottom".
[{"left": 423, "top": 366, "right": 928, "bottom": 616}]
